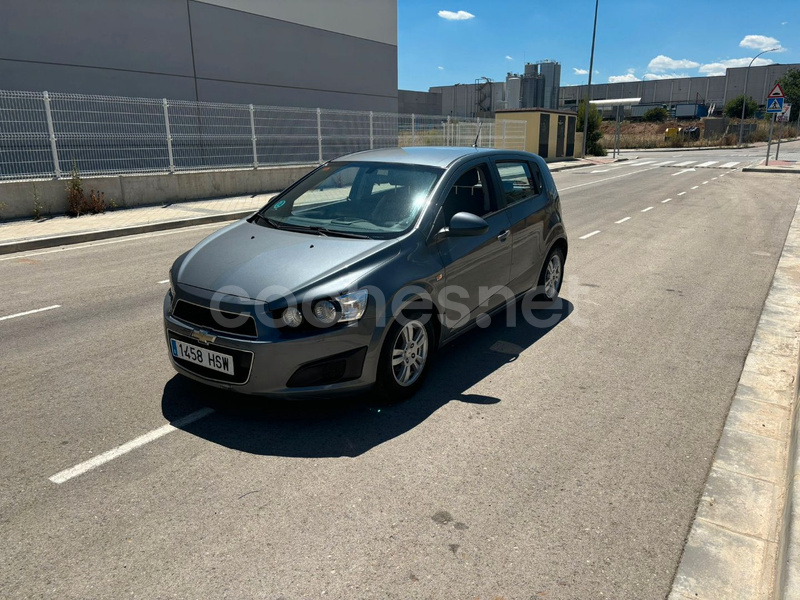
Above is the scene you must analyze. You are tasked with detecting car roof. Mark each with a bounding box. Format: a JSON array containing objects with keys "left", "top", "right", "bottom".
[{"left": 333, "top": 146, "right": 534, "bottom": 169}]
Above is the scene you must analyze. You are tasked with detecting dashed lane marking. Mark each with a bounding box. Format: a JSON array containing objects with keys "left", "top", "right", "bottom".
[
  {"left": 0, "top": 305, "right": 61, "bottom": 321},
  {"left": 579, "top": 230, "right": 601, "bottom": 240}
]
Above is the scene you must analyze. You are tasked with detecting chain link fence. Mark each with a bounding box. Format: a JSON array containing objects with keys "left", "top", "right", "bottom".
[{"left": 0, "top": 90, "right": 527, "bottom": 182}]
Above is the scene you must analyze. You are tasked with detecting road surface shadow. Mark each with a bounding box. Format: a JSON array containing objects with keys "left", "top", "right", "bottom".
[{"left": 161, "top": 300, "right": 573, "bottom": 457}]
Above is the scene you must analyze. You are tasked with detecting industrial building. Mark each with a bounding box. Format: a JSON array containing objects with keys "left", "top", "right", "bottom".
[
  {"left": 559, "top": 63, "right": 800, "bottom": 117},
  {"left": 404, "top": 60, "right": 563, "bottom": 118},
  {"left": 0, "top": 0, "right": 398, "bottom": 111},
  {"left": 400, "top": 62, "right": 799, "bottom": 120}
]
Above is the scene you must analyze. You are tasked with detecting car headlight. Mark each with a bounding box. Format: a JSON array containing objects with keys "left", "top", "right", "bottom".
[
  {"left": 336, "top": 289, "right": 368, "bottom": 322},
  {"left": 282, "top": 289, "right": 368, "bottom": 329},
  {"left": 168, "top": 270, "right": 175, "bottom": 297}
]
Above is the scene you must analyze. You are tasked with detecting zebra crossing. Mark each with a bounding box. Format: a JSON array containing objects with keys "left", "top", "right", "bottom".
[{"left": 624, "top": 158, "right": 741, "bottom": 170}]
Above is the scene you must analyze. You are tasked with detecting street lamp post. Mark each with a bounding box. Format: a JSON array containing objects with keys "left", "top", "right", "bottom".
[
  {"left": 737, "top": 48, "right": 779, "bottom": 147},
  {"left": 581, "top": 0, "right": 599, "bottom": 158}
]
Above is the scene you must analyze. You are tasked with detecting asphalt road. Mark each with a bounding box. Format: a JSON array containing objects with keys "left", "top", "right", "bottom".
[{"left": 2, "top": 144, "right": 799, "bottom": 599}]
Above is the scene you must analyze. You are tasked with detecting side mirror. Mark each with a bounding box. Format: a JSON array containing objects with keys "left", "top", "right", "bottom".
[{"left": 442, "top": 212, "right": 489, "bottom": 237}]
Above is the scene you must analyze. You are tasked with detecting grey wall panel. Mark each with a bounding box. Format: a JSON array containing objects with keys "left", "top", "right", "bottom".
[
  {"left": 0, "top": 0, "right": 194, "bottom": 76},
  {"left": 0, "top": 59, "right": 198, "bottom": 99},
  {"left": 189, "top": 1, "right": 397, "bottom": 99},
  {"left": 196, "top": 79, "right": 398, "bottom": 112},
  {"left": 194, "top": 0, "right": 397, "bottom": 45}
]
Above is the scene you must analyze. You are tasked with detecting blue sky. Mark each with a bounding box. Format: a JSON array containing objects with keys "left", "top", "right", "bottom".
[{"left": 398, "top": 1, "right": 800, "bottom": 90}]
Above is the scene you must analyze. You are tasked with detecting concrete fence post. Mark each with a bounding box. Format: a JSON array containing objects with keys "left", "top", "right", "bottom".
[
  {"left": 316, "top": 108, "right": 323, "bottom": 164},
  {"left": 42, "top": 91, "right": 61, "bottom": 179},
  {"left": 162, "top": 98, "right": 174, "bottom": 174},
  {"left": 411, "top": 114, "right": 416, "bottom": 146},
  {"left": 369, "top": 111, "right": 374, "bottom": 149},
  {"left": 249, "top": 104, "right": 258, "bottom": 168},
  {"left": 447, "top": 115, "right": 451, "bottom": 145}
]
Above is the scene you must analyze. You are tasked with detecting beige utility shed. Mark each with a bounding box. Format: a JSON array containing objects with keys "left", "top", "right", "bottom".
[{"left": 495, "top": 108, "right": 583, "bottom": 159}]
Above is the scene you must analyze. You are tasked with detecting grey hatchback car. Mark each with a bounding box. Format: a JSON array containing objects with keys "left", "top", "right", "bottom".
[{"left": 164, "top": 147, "right": 567, "bottom": 401}]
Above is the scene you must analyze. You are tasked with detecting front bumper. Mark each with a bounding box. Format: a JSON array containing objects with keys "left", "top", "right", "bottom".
[{"left": 163, "top": 292, "right": 383, "bottom": 397}]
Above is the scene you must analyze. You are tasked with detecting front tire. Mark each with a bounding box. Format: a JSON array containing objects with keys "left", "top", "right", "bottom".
[{"left": 374, "top": 313, "right": 434, "bottom": 403}]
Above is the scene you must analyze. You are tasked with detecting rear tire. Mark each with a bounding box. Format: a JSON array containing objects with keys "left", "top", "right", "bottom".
[
  {"left": 535, "top": 247, "right": 565, "bottom": 302},
  {"left": 373, "top": 312, "right": 435, "bottom": 403}
]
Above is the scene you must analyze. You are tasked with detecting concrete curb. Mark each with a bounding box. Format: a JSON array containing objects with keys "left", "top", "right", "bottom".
[
  {"left": 0, "top": 209, "right": 253, "bottom": 256},
  {"left": 742, "top": 167, "right": 800, "bottom": 175},
  {"left": 669, "top": 195, "right": 800, "bottom": 600}
]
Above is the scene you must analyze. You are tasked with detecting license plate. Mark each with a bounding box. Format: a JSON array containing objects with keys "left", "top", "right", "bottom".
[{"left": 171, "top": 339, "right": 235, "bottom": 375}]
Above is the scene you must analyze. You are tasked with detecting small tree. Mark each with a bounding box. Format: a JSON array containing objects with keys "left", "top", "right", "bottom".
[
  {"left": 776, "top": 68, "right": 800, "bottom": 122},
  {"left": 724, "top": 95, "right": 758, "bottom": 119},
  {"left": 643, "top": 107, "right": 669, "bottom": 122},
  {"left": 576, "top": 99, "right": 606, "bottom": 156},
  {"left": 66, "top": 162, "right": 86, "bottom": 216}
]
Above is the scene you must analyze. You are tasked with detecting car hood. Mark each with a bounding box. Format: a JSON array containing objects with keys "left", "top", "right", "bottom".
[{"left": 177, "top": 220, "right": 398, "bottom": 300}]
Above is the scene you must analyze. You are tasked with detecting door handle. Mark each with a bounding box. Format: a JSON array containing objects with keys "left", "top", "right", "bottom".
[{"left": 497, "top": 230, "right": 510, "bottom": 242}]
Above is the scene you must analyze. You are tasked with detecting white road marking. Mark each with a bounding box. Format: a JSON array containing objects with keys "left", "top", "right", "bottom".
[
  {"left": 695, "top": 161, "right": 718, "bottom": 168},
  {"left": 641, "top": 207, "right": 654, "bottom": 213},
  {"left": 158, "top": 279, "right": 170, "bottom": 284},
  {"left": 558, "top": 166, "right": 660, "bottom": 191},
  {"left": 590, "top": 167, "right": 621, "bottom": 173},
  {"left": 672, "top": 168, "right": 696, "bottom": 176},
  {"left": 652, "top": 160, "right": 675, "bottom": 166},
  {"left": 673, "top": 160, "right": 696, "bottom": 167},
  {"left": 678, "top": 192, "right": 687, "bottom": 196},
  {"left": 661, "top": 198, "right": 672, "bottom": 203},
  {"left": 49, "top": 408, "right": 215, "bottom": 484},
  {"left": 702, "top": 181, "right": 709, "bottom": 185},
  {"left": 691, "top": 186, "right": 699, "bottom": 190},
  {"left": 720, "top": 162, "right": 740, "bottom": 169},
  {"left": 0, "top": 305, "right": 61, "bottom": 321},
  {"left": 627, "top": 160, "right": 656, "bottom": 166},
  {"left": 579, "top": 230, "right": 601, "bottom": 240},
  {"left": 0, "top": 223, "right": 226, "bottom": 262},
  {"left": 615, "top": 217, "right": 631, "bottom": 224},
  {"left": 712, "top": 177, "right": 718, "bottom": 180}
]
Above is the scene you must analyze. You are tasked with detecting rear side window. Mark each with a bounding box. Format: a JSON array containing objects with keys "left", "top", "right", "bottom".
[{"left": 496, "top": 161, "right": 540, "bottom": 206}]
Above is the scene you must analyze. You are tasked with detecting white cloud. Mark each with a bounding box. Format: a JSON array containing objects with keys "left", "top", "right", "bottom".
[
  {"left": 643, "top": 72, "right": 688, "bottom": 80},
  {"left": 698, "top": 57, "right": 774, "bottom": 75},
  {"left": 608, "top": 73, "right": 640, "bottom": 83},
  {"left": 573, "top": 67, "right": 589, "bottom": 75},
  {"left": 437, "top": 66, "right": 445, "bottom": 70},
  {"left": 739, "top": 35, "right": 784, "bottom": 51},
  {"left": 505, "top": 55, "right": 513, "bottom": 61},
  {"left": 782, "top": 22, "right": 788, "bottom": 25},
  {"left": 647, "top": 55, "right": 700, "bottom": 72},
  {"left": 438, "top": 10, "right": 475, "bottom": 20}
]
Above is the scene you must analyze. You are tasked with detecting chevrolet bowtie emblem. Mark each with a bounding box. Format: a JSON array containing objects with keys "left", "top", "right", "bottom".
[{"left": 191, "top": 329, "right": 216, "bottom": 345}]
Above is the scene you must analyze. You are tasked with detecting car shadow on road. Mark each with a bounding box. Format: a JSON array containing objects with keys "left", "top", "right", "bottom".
[{"left": 161, "top": 300, "right": 573, "bottom": 458}]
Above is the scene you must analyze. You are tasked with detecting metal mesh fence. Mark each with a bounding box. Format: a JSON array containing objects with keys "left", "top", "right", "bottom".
[{"left": 0, "top": 90, "right": 527, "bottom": 181}]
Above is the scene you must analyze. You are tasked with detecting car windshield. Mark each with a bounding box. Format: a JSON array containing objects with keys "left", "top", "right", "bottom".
[{"left": 257, "top": 161, "right": 443, "bottom": 238}]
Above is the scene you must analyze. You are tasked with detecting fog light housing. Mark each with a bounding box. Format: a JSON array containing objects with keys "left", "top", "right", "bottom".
[{"left": 283, "top": 306, "right": 303, "bottom": 328}]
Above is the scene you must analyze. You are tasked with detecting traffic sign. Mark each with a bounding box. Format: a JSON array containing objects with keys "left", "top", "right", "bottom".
[
  {"left": 767, "top": 97, "right": 785, "bottom": 113},
  {"left": 768, "top": 83, "right": 785, "bottom": 98},
  {"left": 777, "top": 103, "right": 792, "bottom": 123}
]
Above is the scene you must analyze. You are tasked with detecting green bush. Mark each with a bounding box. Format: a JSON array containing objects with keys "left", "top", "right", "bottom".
[
  {"left": 724, "top": 95, "right": 758, "bottom": 119},
  {"left": 643, "top": 107, "right": 669, "bottom": 122},
  {"left": 576, "top": 99, "right": 606, "bottom": 156}
]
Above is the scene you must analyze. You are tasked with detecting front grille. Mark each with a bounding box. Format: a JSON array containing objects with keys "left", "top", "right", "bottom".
[
  {"left": 169, "top": 332, "right": 253, "bottom": 385},
  {"left": 172, "top": 299, "right": 258, "bottom": 338}
]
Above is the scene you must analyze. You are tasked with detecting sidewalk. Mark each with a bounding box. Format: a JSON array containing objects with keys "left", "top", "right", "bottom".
[
  {"left": 0, "top": 157, "right": 626, "bottom": 255},
  {"left": 743, "top": 158, "right": 800, "bottom": 174},
  {"left": 0, "top": 192, "right": 276, "bottom": 255}
]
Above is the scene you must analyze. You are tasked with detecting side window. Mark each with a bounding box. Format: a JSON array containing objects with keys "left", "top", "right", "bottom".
[
  {"left": 440, "top": 164, "right": 496, "bottom": 224},
  {"left": 496, "top": 161, "right": 540, "bottom": 206}
]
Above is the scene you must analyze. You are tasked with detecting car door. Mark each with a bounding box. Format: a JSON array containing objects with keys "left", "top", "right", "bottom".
[
  {"left": 493, "top": 158, "right": 548, "bottom": 294},
  {"left": 433, "top": 161, "right": 513, "bottom": 332}
]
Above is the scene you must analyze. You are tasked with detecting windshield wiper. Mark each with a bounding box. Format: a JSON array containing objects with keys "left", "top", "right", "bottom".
[
  {"left": 312, "top": 227, "right": 371, "bottom": 239},
  {"left": 250, "top": 213, "right": 283, "bottom": 229}
]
